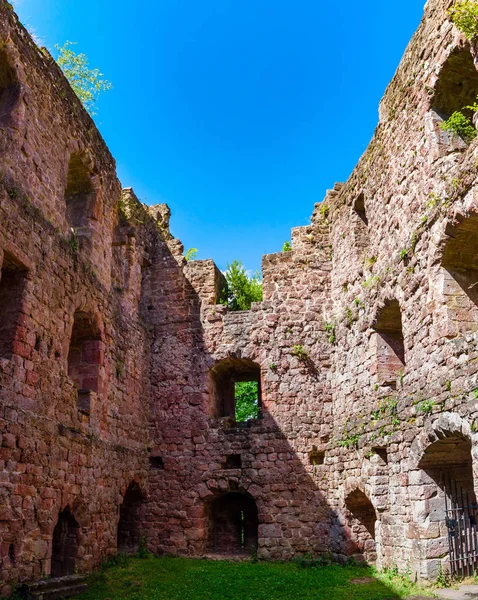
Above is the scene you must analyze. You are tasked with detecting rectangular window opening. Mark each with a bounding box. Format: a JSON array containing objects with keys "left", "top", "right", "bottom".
[
  {"left": 223, "top": 454, "right": 242, "bottom": 469},
  {"left": 0, "top": 253, "right": 28, "bottom": 359},
  {"left": 149, "top": 455, "right": 164, "bottom": 469}
]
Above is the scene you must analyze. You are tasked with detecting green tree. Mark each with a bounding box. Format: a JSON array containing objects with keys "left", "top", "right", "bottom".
[
  {"left": 221, "top": 260, "right": 263, "bottom": 311},
  {"left": 235, "top": 381, "right": 259, "bottom": 421},
  {"left": 55, "top": 41, "right": 112, "bottom": 116}
]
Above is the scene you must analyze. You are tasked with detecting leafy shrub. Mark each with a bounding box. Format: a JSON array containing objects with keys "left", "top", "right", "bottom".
[
  {"left": 439, "top": 111, "right": 477, "bottom": 142},
  {"left": 448, "top": 0, "right": 478, "bottom": 39}
]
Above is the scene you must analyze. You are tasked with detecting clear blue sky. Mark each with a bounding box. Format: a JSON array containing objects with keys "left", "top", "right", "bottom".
[{"left": 13, "top": 0, "right": 424, "bottom": 272}]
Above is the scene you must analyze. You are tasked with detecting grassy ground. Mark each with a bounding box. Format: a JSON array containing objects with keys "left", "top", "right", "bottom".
[{"left": 73, "top": 555, "right": 433, "bottom": 600}]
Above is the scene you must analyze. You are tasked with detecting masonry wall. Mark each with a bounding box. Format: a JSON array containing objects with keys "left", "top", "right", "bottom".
[{"left": 3, "top": 0, "right": 478, "bottom": 593}]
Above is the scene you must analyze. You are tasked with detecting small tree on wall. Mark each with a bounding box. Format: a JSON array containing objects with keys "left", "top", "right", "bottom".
[{"left": 55, "top": 41, "right": 112, "bottom": 116}]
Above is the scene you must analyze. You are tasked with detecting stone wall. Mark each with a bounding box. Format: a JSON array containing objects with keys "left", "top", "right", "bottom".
[{"left": 3, "top": 0, "right": 478, "bottom": 593}]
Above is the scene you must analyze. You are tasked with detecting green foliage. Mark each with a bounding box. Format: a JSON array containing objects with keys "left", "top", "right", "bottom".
[
  {"left": 55, "top": 41, "right": 112, "bottom": 116},
  {"left": 137, "top": 537, "right": 151, "bottom": 559},
  {"left": 362, "top": 275, "right": 381, "bottom": 289},
  {"left": 324, "top": 322, "right": 336, "bottom": 343},
  {"left": 184, "top": 248, "right": 198, "bottom": 261},
  {"left": 68, "top": 228, "right": 79, "bottom": 253},
  {"left": 435, "top": 563, "right": 451, "bottom": 588},
  {"left": 221, "top": 260, "right": 263, "bottom": 311},
  {"left": 338, "top": 432, "right": 361, "bottom": 449},
  {"left": 234, "top": 381, "right": 259, "bottom": 422},
  {"left": 319, "top": 204, "right": 329, "bottom": 220},
  {"left": 282, "top": 241, "right": 292, "bottom": 252},
  {"left": 448, "top": 0, "right": 478, "bottom": 39},
  {"left": 72, "top": 555, "right": 430, "bottom": 600},
  {"left": 417, "top": 399, "right": 436, "bottom": 415},
  {"left": 399, "top": 249, "right": 409, "bottom": 261},
  {"left": 291, "top": 344, "right": 309, "bottom": 360},
  {"left": 439, "top": 111, "right": 477, "bottom": 142},
  {"left": 364, "top": 255, "right": 377, "bottom": 267}
]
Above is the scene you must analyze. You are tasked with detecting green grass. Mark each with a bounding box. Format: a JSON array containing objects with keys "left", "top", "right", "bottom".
[{"left": 73, "top": 556, "right": 433, "bottom": 600}]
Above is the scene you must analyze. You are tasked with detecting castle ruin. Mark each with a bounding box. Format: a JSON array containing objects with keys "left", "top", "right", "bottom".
[{"left": 1, "top": 0, "right": 478, "bottom": 594}]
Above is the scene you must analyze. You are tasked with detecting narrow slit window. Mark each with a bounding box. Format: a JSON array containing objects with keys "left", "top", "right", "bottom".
[{"left": 0, "top": 252, "right": 28, "bottom": 359}]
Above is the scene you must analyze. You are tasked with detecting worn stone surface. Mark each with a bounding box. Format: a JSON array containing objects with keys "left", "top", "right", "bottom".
[{"left": 4, "top": 0, "right": 478, "bottom": 594}]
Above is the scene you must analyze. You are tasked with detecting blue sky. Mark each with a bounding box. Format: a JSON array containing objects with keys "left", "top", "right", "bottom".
[{"left": 13, "top": 0, "right": 424, "bottom": 272}]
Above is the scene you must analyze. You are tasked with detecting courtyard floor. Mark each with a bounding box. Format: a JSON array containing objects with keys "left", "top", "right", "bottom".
[{"left": 72, "top": 555, "right": 433, "bottom": 600}]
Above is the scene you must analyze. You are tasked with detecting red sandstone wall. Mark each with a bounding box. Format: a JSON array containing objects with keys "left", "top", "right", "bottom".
[{"left": 4, "top": 0, "right": 478, "bottom": 591}]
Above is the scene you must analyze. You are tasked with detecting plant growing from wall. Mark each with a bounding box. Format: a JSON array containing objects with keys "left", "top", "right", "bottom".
[
  {"left": 416, "top": 399, "right": 436, "bottom": 415},
  {"left": 184, "top": 248, "right": 198, "bottom": 261},
  {"left": 319, "top": 204, "right": 329, "bottom": 220},
  {"left": 291, "top": 345, "right": 309, "bottom": 360},
  {"left": 55, "top": 41, "right": 112, "bottom": 116},
  {"left": 448, "top": 0, "right": 478, "bottom": 40},
  {"left": 221, "top": 260, "right": 263, "bottom": 311},
  {"left": 439, "top": 110, "right": 477, "bottom": 142},
  {"left": 282, "top": 241, "right": 292, "bottom": 252},
  {"left": 324, "top": 322, "right": 336, "bottom": 343}
]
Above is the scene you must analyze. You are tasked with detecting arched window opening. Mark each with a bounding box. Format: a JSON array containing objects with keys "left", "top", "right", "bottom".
[
  {"left": 0, "top": 47, "right": 20, "bottom": 126},
  {"left": 417, "top": 433, "right": 475, "bottom": 576},
  {"left": 117, "top": 482, "right": 144, "bottom": 553},
  {"left": 354, "top": 193, "right": 368, "bottom": 226},
  {"left": 206, "top": 492, "right": 258, "bottom": 555},
  {"left": 344, "top": 489, "right": 377, "bottom": 564},
  {"left": 441, "top": 214, "right": 478, "bottom": 332},
  {"left": 65, "top": 153, "right": 96, "bottom": 229},
  {"left": 209, "top": 358, "right": 262, "bottom": 423},
  {"left": 51, "top": 507, "right": 80, "bottom": 577},
  {"left": 372, "top": 300, "right": 405, "bottom": 389},
  {"left": 68, "top": 311, "right": 102, "bottom": 406},
  {"left": 432, "top": 45, "right": 478, "bottom": 121},
  {"left": 0, "top": 251, "right": 28, "bottom": 359}
]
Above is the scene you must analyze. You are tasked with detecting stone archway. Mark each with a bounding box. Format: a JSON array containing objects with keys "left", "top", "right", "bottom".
[
  {"left": 409, "top": 413, "right": 478, "bottom": 579},
  {"left": 117, "top": 481, "right": 144, "bottom": 553},
  {"left": 51, "top": 507, "right": 80, "bottom": 577}
]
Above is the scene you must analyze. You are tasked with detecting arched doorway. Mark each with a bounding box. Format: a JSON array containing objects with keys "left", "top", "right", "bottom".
[
  {"left": 417, "top": 432, "right": 475, "bottom": 577},
  {"left": 51, "top": 507, "right": 80, "bottom": 577},
  {"left": 344, "top": 489, "right": 377, "bottom": 563},
  {"left": 117, "top": 482, "right": 144, "bottom": 553},
  {"left": 206, "top": 492, "right": 258, "bottom": 555}
]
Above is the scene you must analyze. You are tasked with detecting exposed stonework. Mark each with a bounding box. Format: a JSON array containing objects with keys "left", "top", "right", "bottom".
[{"left": 3, "top": 0, "right": 478, "bottom": 594}]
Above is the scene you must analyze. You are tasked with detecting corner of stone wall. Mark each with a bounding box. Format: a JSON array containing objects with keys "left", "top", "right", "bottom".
[{"left": 183, "top": 259, "right": 226, "bottom": 306}]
